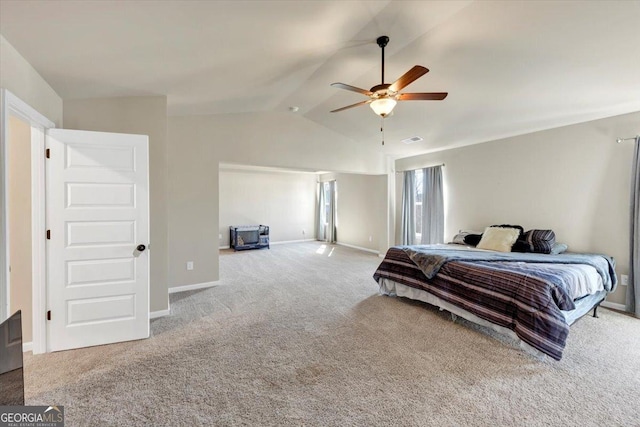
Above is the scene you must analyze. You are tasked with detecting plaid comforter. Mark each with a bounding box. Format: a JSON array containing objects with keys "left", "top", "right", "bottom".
[{"left": 373, "top": 247, "right": 612, "bottom": 360}]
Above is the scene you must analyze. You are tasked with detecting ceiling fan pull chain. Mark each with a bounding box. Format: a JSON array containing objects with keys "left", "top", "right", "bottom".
[{"left": 381, "top": 118, "right": 385, "bottom": 146}]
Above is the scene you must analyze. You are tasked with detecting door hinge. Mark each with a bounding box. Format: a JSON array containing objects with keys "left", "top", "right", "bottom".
[
  {"left": 47, "top": 310, "right": 51, "bottom": 321},
  {"left": 46, "top": 230, "right": 51, "bottom": 240},
  {"left": 45, "top": 148, "right": 50, "bottom": 158}
]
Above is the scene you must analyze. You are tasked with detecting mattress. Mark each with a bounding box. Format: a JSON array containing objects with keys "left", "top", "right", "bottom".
[{"left": 373, "top": 245, "right": 615, "bottom": 360}]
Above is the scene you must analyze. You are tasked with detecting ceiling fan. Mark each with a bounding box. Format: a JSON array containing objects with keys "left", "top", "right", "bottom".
[{"left": 330, "top": 36, "right": 448, "bottom": 118}]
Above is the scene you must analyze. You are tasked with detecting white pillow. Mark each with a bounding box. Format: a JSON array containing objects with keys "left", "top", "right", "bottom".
[{"left": 476, "top": 227, "right": 520, "bottom": 252}]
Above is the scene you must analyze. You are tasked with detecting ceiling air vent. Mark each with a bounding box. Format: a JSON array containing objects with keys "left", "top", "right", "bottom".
[{"left": 401, "top": 136, "right": 423, "bottom": 144}]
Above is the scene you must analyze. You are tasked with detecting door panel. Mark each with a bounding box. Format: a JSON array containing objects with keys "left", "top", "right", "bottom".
[
  {"left": 66, "top": 294, "right": 136, "bottom": 326},
  {"left": 66, "top": 258, "right": 136, "bottom": 286},
  {"left": 46, "top": 129, "right": 149, "bottom": 352},
  {"left": 67, "top": 183, "right": 136, "bottom": 207},
  {"left": 66, "top": 220, "right": 136, "bottom": 247}
]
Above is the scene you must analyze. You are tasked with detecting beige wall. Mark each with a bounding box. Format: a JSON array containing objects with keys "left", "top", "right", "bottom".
[
  {"left": 170, "top": 112, "right": 385, "bottom": 174},
  {"left": 219, "top": 168, "right": 316, "bottom": 248},
  {"left": 0, "top": 35, "right": 62, "bottom": 126},
  {"left": 395, "top": 111, "right": 640, "bottom": 305},
  {"left": 63, "top": 96, "right": 169, "bottom": 312},
  {"left": 167, "top": 112, "right": 385, "bottom": 288},
  {"left": 8, "top": 116, "right": 32, "bottom": 342},
  {"left": 320, "top": 172, "right": 388, "bottom": 254}
]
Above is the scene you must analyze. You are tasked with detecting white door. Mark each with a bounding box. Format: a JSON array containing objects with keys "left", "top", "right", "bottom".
[{"left": 45, "top": 129, "right": 149, "bottom": 352}]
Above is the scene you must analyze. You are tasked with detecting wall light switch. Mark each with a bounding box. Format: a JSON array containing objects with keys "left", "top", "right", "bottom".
[
  {"left": 219, "top": 233, "right": 222, "bottom": 239},
  {"left": 621, "top": 274, "right": 629, "bottom": 286},
  {"left": 186, "top": 261, "right": 194, "bottom": 271}
]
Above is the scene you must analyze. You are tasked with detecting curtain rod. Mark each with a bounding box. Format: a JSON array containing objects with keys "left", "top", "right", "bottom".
[
  {"left": 616, "top": 135, "right": 639, "bottom": 143},
  {"left": 417, "top": 163, "right": 445, "bottom": 170},
  {"left": 396, "top": 163, "right": 445, "bottom": 173}
]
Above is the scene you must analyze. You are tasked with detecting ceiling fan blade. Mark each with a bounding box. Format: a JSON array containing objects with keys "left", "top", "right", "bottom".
[
  {"left": 389, "top": 66, "right": 429, "bottom": 92},
  {"left": 398, "top": 92, "right": 448, "bottom": 101},
  {"left": 331, "top": 82, "right": 372, "bottom": 96},
  {"left": 330, "top": 100, "right": 372, "bottom": 113}
]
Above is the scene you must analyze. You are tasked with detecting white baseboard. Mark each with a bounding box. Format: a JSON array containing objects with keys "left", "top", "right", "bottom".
[
  {"left": 336, "top": 242, "right": 379, "bottom": 255},
  {"left": 150, "top": 308, "right": 171, "bottom": 319},
  {"left": 169, "top": 281, "right": 219, "bottom": 294},
  {"left": 601, "top": 301, "right": 627, "bottom": 311},
  {"left": 271, "top": 239, "right": 316, "bottom": 245},
  {"left": 221, "top": 239, "right": 315, "bottom": 250},
  {"left": 22, "top": 341, "right": 32, "bottom": 353}
]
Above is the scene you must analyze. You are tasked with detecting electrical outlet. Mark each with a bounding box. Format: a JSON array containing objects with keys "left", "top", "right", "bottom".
[
  {"left": 186, "top": 261, "right": 194, "bottom": 271},
  {"left": 219, "top": 233, "right": 222, "bottom": 239},
  {"left": 368, "top": 235, "right": 373, "bottom": 242},
  {"left": 621, "top": 274, "right": 629, "bottom": 286}
]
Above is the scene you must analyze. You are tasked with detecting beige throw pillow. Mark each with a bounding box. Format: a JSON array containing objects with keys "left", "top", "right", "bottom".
[{"left": 476, "top": 226, "right": 520, "bottom": 252}]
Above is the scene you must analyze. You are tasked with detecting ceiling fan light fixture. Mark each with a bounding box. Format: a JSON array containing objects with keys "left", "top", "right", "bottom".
[{"left": 370, "top": 97, "right": 397, "bottom": 117}]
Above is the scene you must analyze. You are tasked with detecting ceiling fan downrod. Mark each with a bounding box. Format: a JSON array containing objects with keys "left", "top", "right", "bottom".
[{"left": 377, "top": 36, "right": 389, "bottom": 85}]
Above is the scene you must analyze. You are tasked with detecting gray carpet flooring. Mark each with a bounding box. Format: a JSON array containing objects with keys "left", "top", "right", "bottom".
[{"left": 24, "top": 242, "right": 640, "bottom": 426}]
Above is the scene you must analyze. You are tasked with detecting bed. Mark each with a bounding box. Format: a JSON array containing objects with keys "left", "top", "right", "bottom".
[{"left": 373, "top": 244, "right": 617, "bottom": 360}]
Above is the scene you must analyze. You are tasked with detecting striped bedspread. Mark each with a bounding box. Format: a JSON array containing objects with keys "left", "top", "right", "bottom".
[{"left": 373, "top": 247, "right": 611, "bottom": 360}]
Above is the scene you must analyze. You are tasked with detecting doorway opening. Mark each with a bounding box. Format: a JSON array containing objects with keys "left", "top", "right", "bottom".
[
  {"left": 1, "top": 89, "right": 54, "bottom": 354},
  {"left": 7, "top": 115, "right": 33, "bottom": 348}
]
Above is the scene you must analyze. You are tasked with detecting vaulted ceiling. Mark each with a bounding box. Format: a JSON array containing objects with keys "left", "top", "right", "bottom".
[{"left": 1, "top": 0, "right": 639, "bottom": 158}]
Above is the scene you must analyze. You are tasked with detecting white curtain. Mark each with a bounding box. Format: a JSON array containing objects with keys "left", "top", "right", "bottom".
[
  {"left": 316, "top": 182, "right": 326, "bottom": 241},
  {"left": 326, "top": 181, "right": 337, "bottom": 243},
  {"left": 400, "top": 170, "right": 416, "bottom": 245},
  {"left": 628, "top": 137, "right": 640, "bottom": 317},
  {"left": 419, "top": 166, "right": 444, "bottom": 245}
]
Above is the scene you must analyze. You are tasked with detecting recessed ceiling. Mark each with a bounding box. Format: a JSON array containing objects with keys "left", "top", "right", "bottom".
[{"left": 1, "top": 0, "right": 639, "bottom": 159}]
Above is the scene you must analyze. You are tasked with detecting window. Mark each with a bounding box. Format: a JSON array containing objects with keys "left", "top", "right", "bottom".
[
  {"left": 323, "top": 182, "right": 331, "bottom": 224},
  {"left": 401, "top": 166, "right": 444, "bottom": 245},
  {"left": 318, "top": 181, "right": 337, "bottom": 243},
  {"left": 414, "top": 169, "right": 423, "bottom": 242}
]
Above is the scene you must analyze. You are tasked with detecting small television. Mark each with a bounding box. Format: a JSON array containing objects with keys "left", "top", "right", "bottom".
[{"left": 0, "top": 310, "right": 25, "bottom": 406}]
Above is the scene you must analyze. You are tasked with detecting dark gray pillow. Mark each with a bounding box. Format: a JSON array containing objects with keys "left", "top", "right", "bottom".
[
  {"left": 452, "top": 231, "right": 472, "bottom": 244},
  {"left": 512, "top": 239, "right": 533, "bottom": 253},
  {"left": 463, "top": 234, "right": 483, "bottom": 246},
  {"left": 524, "top": 229, "right": 556, "bottom": 254}
]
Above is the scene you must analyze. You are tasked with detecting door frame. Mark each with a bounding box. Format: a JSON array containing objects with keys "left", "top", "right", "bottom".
[{"left": 0, "top": 89, "right": 55, "bottom": 354}]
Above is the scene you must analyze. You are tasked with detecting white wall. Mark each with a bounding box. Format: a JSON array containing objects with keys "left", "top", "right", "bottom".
[
  {"left": 0, "top": 35, "right": 62, "bottom": 126},
  {"left": 395, "top": 111, "right": 640, "bottom": 306},
  {"left": 167, "top": 112, "right": 386, "bottom": 288},
  {"left": 63, "top": 96, "right": 170, "bottom": 313},
  {"left": 219, "top": 168, "right": 316, "bottom": 248},
  {"left": 320, "top": 172, "right": 388, "bottom": 254}
]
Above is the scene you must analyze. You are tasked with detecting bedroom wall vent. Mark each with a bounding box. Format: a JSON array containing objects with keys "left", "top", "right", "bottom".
[{"left": 402, "top": 136, "right": 423, "bottom": 144}]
